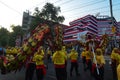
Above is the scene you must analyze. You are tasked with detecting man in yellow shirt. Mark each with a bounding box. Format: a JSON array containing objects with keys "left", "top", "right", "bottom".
[
  {"left": 33, "top": 47, "right": 46, "bottom": 80},
  {"left": 25, "top": 55, "right": 36, "bottom": 80},
  {"left": 111, "top": 48, "right": 118, "bottom": 80},
  {"left": 81, "top": 48, "right": 87, "bottom": 71},
  {"left": 92, "top": 48, "right": 105, "bottom": 80},
  {"left": 115, "top": 48, "right": 120, "bottom": 80},
  {"left": 85, "top": 50, "right": 93, "bottom": 76},
  {"left": 52, "top": 47, "right": 67, "bottom": 80},
  {"left": 69, "top": 48, "right": 80, "bottom": 76}
]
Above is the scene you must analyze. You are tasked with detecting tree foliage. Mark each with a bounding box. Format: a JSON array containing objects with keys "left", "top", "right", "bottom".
[
  {"left": 30, "top": 3, "right": 65, "bottom": 32},
  {"left": 0, "top": 27, "right": 9, "bottom": 47},
  {"left": 40, "top": 3, "right": 65, "bottom": 23},
  {"left": 9, "top": 25, "right": 24, "bottom": 47}
]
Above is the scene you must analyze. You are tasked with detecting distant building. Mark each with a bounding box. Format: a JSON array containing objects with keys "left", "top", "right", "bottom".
[
  {"left": 63, "top": 15, "right": 98, "bottom": 42},
  {"left": 97, "top": 16, "right": 119, "bottom": 37},
  {"left": 22, "top": 11, "right": 36, "bottom": 41},
  {"left": 22, "top": 11, "right": 35, "bottom": 31},
  {"left": 63, "top": 15, "right": 120, "bottom": 42}
]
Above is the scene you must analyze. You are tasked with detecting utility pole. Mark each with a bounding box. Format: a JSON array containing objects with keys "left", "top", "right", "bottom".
[
  {"left": 109, "top": 0, "right": 117, "bottom": 48},
  {"left": 109, "top": 0, "right": 114, "bottom": 26}
]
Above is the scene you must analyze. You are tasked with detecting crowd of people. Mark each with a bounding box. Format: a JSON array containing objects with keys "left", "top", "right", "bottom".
[
  {"left": 23, "top": 44, "right": 120, "bottom": 80},
  {"left": 1, "top": 45, "right": 120, "bottom": 80}
]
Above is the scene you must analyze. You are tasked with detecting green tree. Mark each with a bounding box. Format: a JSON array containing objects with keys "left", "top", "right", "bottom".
[
  {"left": 9, "top": 25, "right": 24, "bottom": 46},
  {"left": 40, "top": 3, "right": 65, "bottom": 23},
  {"left": 0, "top": 27, "right": 9, "bottom": 47},
  {"left": 30, "top": 3, "right": 65, "bottom": 31}
]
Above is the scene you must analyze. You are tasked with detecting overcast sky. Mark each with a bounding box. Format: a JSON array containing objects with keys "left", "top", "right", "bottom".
[{"left": 0, "top": 0, "right": 120, "bottom": 31}]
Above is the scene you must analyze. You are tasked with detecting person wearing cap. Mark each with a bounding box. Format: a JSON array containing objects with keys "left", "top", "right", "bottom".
[
  {"left": 92, "top": 48, "right": 105, "bottom": 80},
  {"left": 69, "top": 48, "right": 80, "bottom": 76},
  {"left": 111, "top": 48, "right": 119, "bottom": 80},
  {"left": 33, "top": 47, "right": 46, "bottom": 80},
  {"left": 52, "top": 47, "right": 67, "bottom": 80}
]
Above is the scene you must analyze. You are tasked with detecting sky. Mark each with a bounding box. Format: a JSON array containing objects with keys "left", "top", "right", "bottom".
[{"left": 0, "top": 0, "right": 120, "bottom": 31}]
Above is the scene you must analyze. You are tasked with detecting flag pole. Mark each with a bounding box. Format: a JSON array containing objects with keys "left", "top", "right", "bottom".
[{"left": 91, "top": 40, "right": 99, "bottom": 75}]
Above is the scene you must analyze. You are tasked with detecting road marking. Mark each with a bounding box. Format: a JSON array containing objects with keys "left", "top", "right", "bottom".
[{"left": 47, "top": 75, "right": 57, "bottom": 80}]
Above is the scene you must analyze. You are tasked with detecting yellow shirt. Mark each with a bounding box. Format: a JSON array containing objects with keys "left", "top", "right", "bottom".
[
  {"left": 111, "top": 52, "right": 117, "bottom": 60},
  {"left": 95, "top": 55, "right": 105, "bottom": 65},
  {"left": 12, "top": 48, "right": 18, "bottom": 54},
  {"left": 69, "top": 51, "right": 78, "bottom": 60},
  {"left": 6, "top": 48, "right": 11, "bottom": 54},
  {"left": 117, "top": 64, "right": 120, "bottom": 80},
  {"left": 47, "top": 50, "right": 52, "bottom": 55},
  {"left": 81, "top": 51, "right": 86, "bottom": 57},
  {"left": 85, "top": 51, "right": 92, "bottom": 59},
  {"left": 116, "top": 54, "right": 120, "bottom": 64},
  {"left": 33, "top": 53, "right": 44, "bottom": 65},
  {"left": 52, "top": 51, "right": 67, "bottom": 65},
  {"left": 61, "top": 49, "right": 68, "bottom": 59}
]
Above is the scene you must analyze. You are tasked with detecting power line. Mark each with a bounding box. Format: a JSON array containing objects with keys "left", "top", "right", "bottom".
[
  {"left": 28, "top": 1, "right": 46, "bottom": 10},
  {"left": 66, "top": 2, "right": 120, "bottom": 17},
  {"left": 62, "top": 0, "right": 106, "bottom": 13},
  {"left": 57, "top": 0, "right": 73, "bottom": 5},
  {"left": 0, "top": 0, "right": 22, "bottom": 15},
  {"left": 28, "top": 0, "right": 63, "bottom": 11},
  {"left": 60, "top": 0, "right": 101, "bottom": 11},
  {"left": 65, "top": 8, "right": 120, "bottom": 20},
  {"left": 53, "top": 0, "right": 63, "bottom": 4}
]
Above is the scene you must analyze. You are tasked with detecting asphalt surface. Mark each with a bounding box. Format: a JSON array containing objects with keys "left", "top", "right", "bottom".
[{"left": 0, "top": 56, "right": 114, "bottom": 80}]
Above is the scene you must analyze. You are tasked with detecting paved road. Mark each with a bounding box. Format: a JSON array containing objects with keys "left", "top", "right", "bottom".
[{"left": 0, "top": 56, "right": 114, "bottom": 80}]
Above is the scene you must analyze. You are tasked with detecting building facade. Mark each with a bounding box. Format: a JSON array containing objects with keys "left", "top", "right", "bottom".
[
  {"left": 63, "top": 15, "right": 120, "bottom": 42},
  {"left": 63, "top": 15, "right": 98, "bottom": 42}
]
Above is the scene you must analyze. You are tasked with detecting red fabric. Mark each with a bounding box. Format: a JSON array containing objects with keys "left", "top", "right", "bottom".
[
  {"left": 36, "top": 65, "right": 46, "bottom": 75},
  {"left": 71, "top": 60, "right": 77, "bottom": 63},
  {"left": 54, "top": 64, "right": 65, "bottom": 68},
  {"left": 86, "top": 59, "right": 91, "bottom": 65},
  {"left": 82, "top": 56, "right": 85, "bottom": 59},
  {"left": 3, "top": 57, "right": 8, "bottom": 64},
  {"left": 92, "top": 63, "right": 96, "bottom": 73}
]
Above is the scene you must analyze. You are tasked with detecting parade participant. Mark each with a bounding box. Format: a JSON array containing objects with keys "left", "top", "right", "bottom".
[
  {"left": 52, "top": 47, "right": 67, "bottom": 80},
  {"left": 61, "top": 46, "right": 68, "bottom": 66},
  {"left": 25, "top": 55, "right": 36, "bottom": 80},
  {"left": 117, "top": 49, "right": 120, "bottom": 80},
  {"left": 33, "top": 47, "right": 46, "bottom": 80},
  {"left": 81, "top": 48, "right": 87, "bottom": 71},
  {"left": 117, "top": 63, "right": 120, "bottom": 80},
  {"left": 85, "top": 50, "right": 93, "bottom": 75},
  {"left": 92, "top": 48, "right": 105, "bottom": 80},
  {"left": 111, "top": 48, "right": 118, "bottom": 80},
  {"left": 69, "top": 48, "right": 80, "bottom": 76},
  {"left": 61, "top": 46, "right": 68, "bottom": 78}
]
